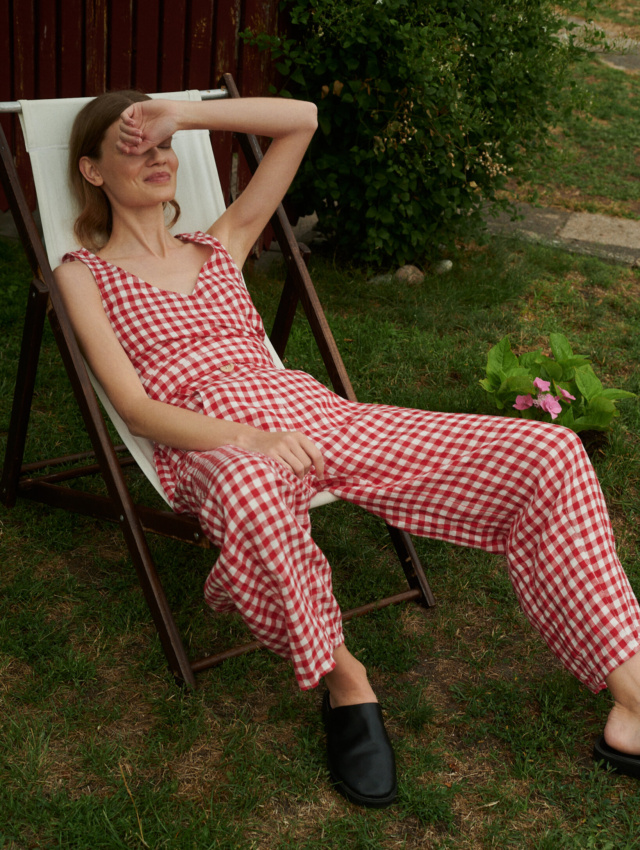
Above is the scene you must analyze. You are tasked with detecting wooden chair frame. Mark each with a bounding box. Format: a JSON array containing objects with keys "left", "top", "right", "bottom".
[{"left": 0, "top": 73, "right": 435, "bottom": 688}]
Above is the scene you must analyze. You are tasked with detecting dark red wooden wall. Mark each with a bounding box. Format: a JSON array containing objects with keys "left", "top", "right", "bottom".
[{"left": 1, "top": 0, "right": 280, "bottom": 210}]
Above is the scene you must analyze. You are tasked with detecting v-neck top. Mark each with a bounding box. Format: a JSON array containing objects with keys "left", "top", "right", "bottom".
[{"left": 63, "top": 231, "right": 359, "bottom": 501}]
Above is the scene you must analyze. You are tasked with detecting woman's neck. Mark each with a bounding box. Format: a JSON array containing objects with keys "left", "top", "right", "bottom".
[{"left": 100, "top": 204, "right": 175, "bottom": 261}]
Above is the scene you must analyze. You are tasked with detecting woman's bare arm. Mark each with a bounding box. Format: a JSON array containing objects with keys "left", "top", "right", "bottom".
[
  {"left": 117, "top": 97, "right": 318, "bottom": 268},
  {"left": 52, "top": 260, "right": 324, "bottom": 480}
]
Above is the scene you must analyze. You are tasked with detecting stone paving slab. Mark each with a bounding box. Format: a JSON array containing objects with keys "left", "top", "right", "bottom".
[
  {"left": 600, "top": 53, "right": 640, "bottom": 73},
  {"left": 486, "top": 204, "right": 570, "bottom": 243},
  {"left": 559, "top": 212, "right": 640, "bottom": 249},
  {"left": 487, "top": 202, "right": 640, "bottom": 266}
]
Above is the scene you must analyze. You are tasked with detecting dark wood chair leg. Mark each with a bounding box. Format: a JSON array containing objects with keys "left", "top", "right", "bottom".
[
  {"left": 1, "top": 278, "right": 49, "bottom": 508},
  {"left": 385, "top": 525, "right": 436, "bottom": 608}
]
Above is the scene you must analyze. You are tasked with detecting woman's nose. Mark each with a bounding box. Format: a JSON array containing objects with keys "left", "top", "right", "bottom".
[{"left": 146, "top": 146, "right": 166, "bottom": 163}]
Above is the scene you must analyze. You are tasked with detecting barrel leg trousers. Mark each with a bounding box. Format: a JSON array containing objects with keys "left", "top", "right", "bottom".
[{"left": 171, "top": 407, "right": 640, "bottom": 692}]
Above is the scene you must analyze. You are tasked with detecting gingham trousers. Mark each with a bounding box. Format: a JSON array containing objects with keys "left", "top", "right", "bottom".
[
  {"left": 171, "top": 403, "right": 640, "bottom": 693},
  {"left": 63, "top": 234, "right": 640, "bottom": 694}
]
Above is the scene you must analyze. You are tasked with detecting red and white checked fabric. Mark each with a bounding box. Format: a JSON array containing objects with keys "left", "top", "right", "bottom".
[{"left": 64, "top": 233, "right": 640, "bottom": 692}]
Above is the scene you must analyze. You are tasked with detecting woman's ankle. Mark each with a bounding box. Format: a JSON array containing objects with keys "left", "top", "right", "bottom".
[{"left": 324, "top": 645, "right": 378, "bottom": 707}]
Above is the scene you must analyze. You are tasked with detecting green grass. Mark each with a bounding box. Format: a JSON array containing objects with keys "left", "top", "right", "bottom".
[
  {"left": 559, "top": 0, "right": 640, "bottom": 33},
  {"left": 1, "top": 230, "right": 640, "bottom": 847},
  {"left": 508, "top": 54, "right": 640, "bottom": 218}
]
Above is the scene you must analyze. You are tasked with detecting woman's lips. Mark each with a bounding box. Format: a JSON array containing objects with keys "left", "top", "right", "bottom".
[{"left": 145, "top": 171, "right": 171, "bottom": 183}]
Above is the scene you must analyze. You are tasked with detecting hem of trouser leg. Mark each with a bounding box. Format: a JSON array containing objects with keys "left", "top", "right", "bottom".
[
  {"left": 298, "top": 635, "right": 345, "bottom": 692},
  {"left": 589, "top": 639, "right": 640, "bottom": 694}
]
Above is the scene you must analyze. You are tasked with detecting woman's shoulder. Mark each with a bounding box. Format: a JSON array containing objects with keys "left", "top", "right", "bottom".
[
  {"left": 177, "top": 230, "right": 240, "bottom": 274},
  {"left": 53, "top": 253, "right": 100, "bottom": 296}
]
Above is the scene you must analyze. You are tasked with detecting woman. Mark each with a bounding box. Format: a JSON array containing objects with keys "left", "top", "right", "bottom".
[{"left": 54, "top": 90, "right": 640, "bottom": 807}]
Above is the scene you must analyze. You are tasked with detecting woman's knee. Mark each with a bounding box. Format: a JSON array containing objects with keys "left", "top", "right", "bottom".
[{"left": 188, "top": 445, "right": 310, "bottom": 521}]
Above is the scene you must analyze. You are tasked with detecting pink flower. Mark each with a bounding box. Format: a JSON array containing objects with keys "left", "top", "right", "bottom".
[
  {"left": 533, "top": 377, "right": 551, "bottom": 392},
  {"left": 534, "top": 393, "right": 562, "bottom": 419},
  {"left": 558, "top": 387, "right": 576, "bottom": 402},
  {"left": 513, "top": 394, "right": 534, "bottom": 411}
]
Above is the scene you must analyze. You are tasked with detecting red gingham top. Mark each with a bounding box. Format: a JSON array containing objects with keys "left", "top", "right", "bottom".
[{"left": 63, "top": 231, "right": 359, "bottom": 501}]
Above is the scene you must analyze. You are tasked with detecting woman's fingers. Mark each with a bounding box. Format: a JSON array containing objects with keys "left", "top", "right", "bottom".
[
  {"left": 117, "top": 101, "right": 177, "bottom": 155},
  {"left": 275, "top": 434, "right": 318, "bottom": 480},
  {"left": 299, "top": 434, "right": 325, "bottom": 480},
  {"left": 248, "top": 431, "right": 325, "bottom": 481}
]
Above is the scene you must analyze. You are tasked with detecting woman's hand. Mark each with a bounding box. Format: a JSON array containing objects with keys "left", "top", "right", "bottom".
[
  {"left": 117, "top": 99, "right": 181, "bottom": 155},
  {"left": 239, "top": 429, "right": 325, "bottom": 481}
]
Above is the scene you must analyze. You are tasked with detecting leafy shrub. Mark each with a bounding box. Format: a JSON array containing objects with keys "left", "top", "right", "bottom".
[
  {"left": 480, "top": 334, "right": 636, "bottom": 432},
  {"left": 244, "top": 0, "right": 583, "bottom": 267}
]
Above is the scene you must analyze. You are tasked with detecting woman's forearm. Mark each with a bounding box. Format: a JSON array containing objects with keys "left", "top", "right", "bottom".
[
  {"left": 126, "top": 396, "right": 255, "bottom": 451},
  {"left": 175, "top": 97, "right": 318, "bottom": 140},
  {"left": 126, "top": 396, "right": 325, "bottom": 479},
  {"left": 117, "top": 96, "right": 317, "bottom": 156}
]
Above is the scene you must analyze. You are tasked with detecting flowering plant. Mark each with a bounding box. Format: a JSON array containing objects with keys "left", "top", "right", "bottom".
[{"left": 480, "top": 334, "right": 636, "bottom": 433}]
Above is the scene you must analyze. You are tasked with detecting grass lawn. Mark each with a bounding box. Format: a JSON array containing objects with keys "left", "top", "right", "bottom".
[
  {"left": 503, "top": 52, "right": 640, "bottom": 218},
  {"left": 1, "top": 230, "right": 640, "bottom": 848}
]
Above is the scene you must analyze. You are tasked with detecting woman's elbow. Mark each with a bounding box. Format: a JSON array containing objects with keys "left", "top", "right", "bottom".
[
  {"left": 301, "top": 101, "right": 318, "bottom": 134},
  {"left": 118, "top": 398, "right": 151, "bottom": 439}
]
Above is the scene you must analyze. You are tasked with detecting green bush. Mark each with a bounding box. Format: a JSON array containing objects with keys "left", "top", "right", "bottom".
[{"left": 245, "top": 0, "right": 583, "bottom": 267}]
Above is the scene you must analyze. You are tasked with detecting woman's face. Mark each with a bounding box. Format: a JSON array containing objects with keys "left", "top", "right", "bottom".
[{"left": 80, "top": 118, "right": 179, "bottom": 212}]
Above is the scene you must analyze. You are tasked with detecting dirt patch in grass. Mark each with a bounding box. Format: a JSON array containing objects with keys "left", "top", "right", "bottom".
[
  {"left": 41, "top": 736, "right": 109, "bottom": 800},
  {"left": 170, "top": 733, "right": 226, "bottom": 799},
  {"left": 0, "top": 656, "right": 34, "bottom": 694}
]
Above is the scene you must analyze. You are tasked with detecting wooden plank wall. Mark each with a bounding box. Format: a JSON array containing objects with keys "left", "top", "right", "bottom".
[{"left": 0, "top": 0, "right": 280, "bottom": 212}]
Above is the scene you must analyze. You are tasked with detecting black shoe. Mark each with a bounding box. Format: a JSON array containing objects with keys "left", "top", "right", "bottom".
[
  {"left": 322, "top": 690, "right": 397, "bottom": 808},
  {"left": 593, "top": 736, "right": 640, "bottom": 779}
]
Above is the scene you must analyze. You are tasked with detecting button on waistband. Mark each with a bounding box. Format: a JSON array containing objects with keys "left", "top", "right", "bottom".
[{"left": 219, "top": 363, "right": 235, "bottom": 373}]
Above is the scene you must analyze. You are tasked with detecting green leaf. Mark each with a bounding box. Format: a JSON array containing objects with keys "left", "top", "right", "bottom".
[
  {"left": 574, "top": 366, "right": 604, "bottom": 401},
  {"left": 571, "top": 412, "right": 614, "bottom": 433},
  {"left": 562, "top": 355, "right": 590, "bottom": 368},
  {"left": 549, "top": 333, "right": 574, "bottom": 362},
  {"left": 538, "top": 356, "right": 562, "bottom": 381},
  {"left": 519, "top": 350, "right": 543, "bottom": 369},
  {"left": 587, "top": 396, "right": 616, "bottom": 415},
  {"left": 497, "top": 374, "right": 535, "bottom": 396},
  {"left": 556, "top": 405, "right": 575, "bottom": 430},
  {"left": 486, "top": 337, "right": 518, "bottom": 381},
  {"left": 318, "top": 113, "right": 332, "bottom": 136},
  {"left": 479, "top": 377, "right": 498, "bottom": 393},
  {"left": 600, "top": 388, "right": 637, "bottom": 401}
]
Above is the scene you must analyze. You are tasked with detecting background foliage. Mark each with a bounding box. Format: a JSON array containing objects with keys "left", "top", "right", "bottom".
[{"left": 246, "top": 0, "right": 583, "bottom": 266}]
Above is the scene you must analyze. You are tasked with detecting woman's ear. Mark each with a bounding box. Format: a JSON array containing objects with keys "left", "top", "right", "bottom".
[{"left": 79, "top": 156, "right": 104, "bottom": 187}]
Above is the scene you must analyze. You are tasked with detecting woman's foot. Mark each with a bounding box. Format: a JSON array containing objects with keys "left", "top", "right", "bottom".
[
  {"left": 322, "top": 691, "right": 397, "bottom": 807},
  {"left": 322, "top": 643, "right": 396, "bottom": 807},
  {"left": 604, "top": 651, "right": 640, "bottom": 755},
  {"left": 603, "top": 702, "right": 640, "bottom": 755}
]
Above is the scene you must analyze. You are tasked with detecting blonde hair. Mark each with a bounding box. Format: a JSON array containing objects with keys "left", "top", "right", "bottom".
[{"left": 69, "top": 90, "right": 180, "bottom": 250}]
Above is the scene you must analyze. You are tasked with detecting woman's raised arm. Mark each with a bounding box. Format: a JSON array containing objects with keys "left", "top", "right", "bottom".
[{"left": 117, "top": 97, "right": 318, "bottom": 268}]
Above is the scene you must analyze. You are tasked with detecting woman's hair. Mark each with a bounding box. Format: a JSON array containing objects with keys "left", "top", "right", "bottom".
[{"left": 69, "top": 90, "right": 180, "bottom": 250}]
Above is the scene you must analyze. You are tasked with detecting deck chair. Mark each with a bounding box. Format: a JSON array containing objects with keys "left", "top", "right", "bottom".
[{"left": 0, "top": 74, "right": 435, "bottom": 687}]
